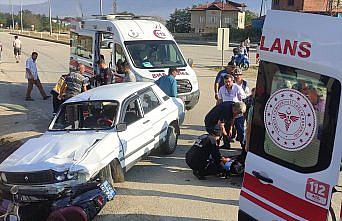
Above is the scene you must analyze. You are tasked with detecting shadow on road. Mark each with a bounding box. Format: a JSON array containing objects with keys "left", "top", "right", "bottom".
[
  {"left": 125, "top": 144, "right": 243, "bottom": 189},
  {"left": 116, "top": 187, "right": 239, "bottom": 206},
  {"left": 95, "top": 214, "right": 215, "bottom": 221}
]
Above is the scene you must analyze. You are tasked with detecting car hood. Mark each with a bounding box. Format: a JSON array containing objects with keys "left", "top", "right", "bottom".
[{"left": 0, "top": 132, "right": 108, "bottom": 173}]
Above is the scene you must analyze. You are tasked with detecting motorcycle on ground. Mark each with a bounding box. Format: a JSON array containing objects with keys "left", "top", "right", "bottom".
[{"left": 0, "top": 180, "right": 116, "bottom": 221}]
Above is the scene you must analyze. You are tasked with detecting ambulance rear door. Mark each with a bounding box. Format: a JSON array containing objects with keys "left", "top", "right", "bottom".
[
  {"left": 70, "top": 30, "right": 99, "bottom": 77},
  {"left": 239, "top": 10, "right": 342, "bottom": 221}
]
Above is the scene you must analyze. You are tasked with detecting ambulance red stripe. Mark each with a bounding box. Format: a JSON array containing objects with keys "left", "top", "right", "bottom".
[
  {"left": 243, "top": 172, "right": 327, "bottom": 221},
  {"left": 240, "top": 190, "right": 298, "bottom": 221}
]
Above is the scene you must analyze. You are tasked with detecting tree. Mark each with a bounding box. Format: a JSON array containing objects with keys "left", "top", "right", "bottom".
[
  {"left": 245, "top": 10, "right": 258, "bottom": 27},
  {"left": 166, "top": 8, "right": 191, "bottom": 33}
]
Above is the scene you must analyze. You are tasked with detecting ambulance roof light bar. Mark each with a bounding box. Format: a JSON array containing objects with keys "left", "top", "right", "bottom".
[{"left": 91, "top": 14, "right": 155, "bottom": 21}]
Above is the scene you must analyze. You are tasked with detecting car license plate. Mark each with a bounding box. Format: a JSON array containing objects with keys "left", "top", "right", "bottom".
[{"left": 100, "top": 181, "right": 116, "bottom": 201}]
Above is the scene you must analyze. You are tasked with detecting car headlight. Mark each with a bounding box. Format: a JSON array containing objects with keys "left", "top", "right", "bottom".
[
  {"left": 54, "top": 171, "right": 67, "bottom": 182},
  {"left": 66, "top": 171, "right": 78, "bottom": 180}
]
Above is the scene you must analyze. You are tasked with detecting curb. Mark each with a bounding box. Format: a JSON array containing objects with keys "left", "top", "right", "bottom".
[{"left": 9, "top": 32, "right": 69, "bottom": 45}]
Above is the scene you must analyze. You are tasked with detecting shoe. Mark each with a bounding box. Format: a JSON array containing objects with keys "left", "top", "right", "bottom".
[
  {"left": 193, "top": 171, "right": 206, "bottom": 180},
  {"left": 25, "top": 97, "right": 34, "bottom": 101},
  {"left": 43, "top": 95, "right": 51, "bottom": 100}
]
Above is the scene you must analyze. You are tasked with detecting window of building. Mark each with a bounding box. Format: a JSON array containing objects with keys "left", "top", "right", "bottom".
[
  {"left": 224, "top": 17, "right": 232, "bottom": 24},
  {"left": 273, "top": 0, "right": 280, "bottom": 5},
  {"left": 199, "top": 16, "right": 205, "bottom": 23},
  {"left": 288, "top": 0, "right": 294, "bottom": 6}
]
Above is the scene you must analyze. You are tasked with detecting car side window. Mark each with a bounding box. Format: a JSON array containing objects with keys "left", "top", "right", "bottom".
[
  {"left": 139, "top": 90, "right": 161, "bottom": 114},
  {"left": 123, "top": 99, "right": 142, "bottom": 125}
]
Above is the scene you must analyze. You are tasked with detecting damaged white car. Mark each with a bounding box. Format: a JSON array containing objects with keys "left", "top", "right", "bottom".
[{"left": 0, "top": 82, "right": 184, "bottom": 219}]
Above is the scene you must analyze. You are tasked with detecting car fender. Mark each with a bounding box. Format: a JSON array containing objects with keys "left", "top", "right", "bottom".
[{"left": 69, "top": 132, "right": 122, "bottom": 180}]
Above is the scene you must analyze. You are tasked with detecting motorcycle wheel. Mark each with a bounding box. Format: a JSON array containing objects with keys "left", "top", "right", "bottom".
[{"left": 240, "top": 62, "right": 249, "bottom": 71}]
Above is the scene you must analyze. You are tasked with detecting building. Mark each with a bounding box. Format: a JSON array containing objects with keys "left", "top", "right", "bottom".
[
  {"left": 189, "top": 1, "right": 247, "bottom": 33},
  {"left": 271, "top": 0, "right": 342, "bottom": 15}
]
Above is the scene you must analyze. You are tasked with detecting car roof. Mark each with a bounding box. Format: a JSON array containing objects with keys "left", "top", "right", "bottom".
[{"left": 65, "top": 82, "right": 154, "bottom": 103}]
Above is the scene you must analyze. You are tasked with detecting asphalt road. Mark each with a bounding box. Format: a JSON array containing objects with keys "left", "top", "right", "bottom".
[{"left": 0, "top": 32, "right": 340, "bottom": 221}]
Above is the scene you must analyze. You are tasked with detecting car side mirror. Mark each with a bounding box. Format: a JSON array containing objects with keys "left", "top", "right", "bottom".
[
  {"left": 187, "top": 58, "right": 193, "bottom": 67},
  {"left": 116, "top": 123, "right": 127, "bottom": 132}
]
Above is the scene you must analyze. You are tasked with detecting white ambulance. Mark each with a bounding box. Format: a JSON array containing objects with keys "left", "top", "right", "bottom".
[
  {"left": 69, "top": 14, "right": 200, "bottom": 110},
  {"left": 239, "top": 10, "right": 342, "bottom": 220}
]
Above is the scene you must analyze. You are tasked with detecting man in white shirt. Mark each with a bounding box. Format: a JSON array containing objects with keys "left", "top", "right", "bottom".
[
  {"left": 217, "top": 74, "right": 246, "bottom": 104},
  {"left": 13, "top": 36, "right": 22, "bottom": 63},
  {"left": 217, "top": 74, "right": 247, "bottom": 150},
  {"left": 25, "top": 52, "right": 50, "bottom": 101}
]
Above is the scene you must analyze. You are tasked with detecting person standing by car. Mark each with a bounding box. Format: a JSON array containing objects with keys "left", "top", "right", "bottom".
[
  {"left": 25, "top": 51, "right": 50, "bottom": 101},
  {"left": 60, "top": 64, "right": 88, "bottom": 100},
  {"left": 13, "top": 36, "right": 22, "bottom": 63},
  {"left": 122, "top": 62, "right": 136, "bottom": 82},
  {"left": 214, "top": 62, "right": 236, "bottom": 100},
  {"left": 51, "top": 73, "right": 69, "bottom": 115},
  {"left": 97, "top": 59, "right": 114, "bottom": 85},
  {"left": 156, "top": 67, "right": 179, "bottom": 97}
]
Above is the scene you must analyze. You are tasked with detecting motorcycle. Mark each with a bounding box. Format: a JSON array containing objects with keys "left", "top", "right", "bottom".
[
  {"left": 0, "top": 180, "right": 116, "bottom": 221},
  {"left": 230, "top": 48, "right": 250, "bottom": 71}
]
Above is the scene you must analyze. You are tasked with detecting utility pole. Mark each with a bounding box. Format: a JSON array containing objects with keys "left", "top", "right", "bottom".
[
  {"left": 49, "top": 0, "right": 52, "bottom": 35},
  {"left": 100, "top": 0, "right": 103, "bottom": 15},
  {"left": 113, "top": 0, "right": 117, "bottom": 14},
  {"left": 259, "top": 0, "right": 264, "bottom": 17},
  {"left": 10, "top": 0, "right": 14, "bottom": 30},
  {"left": 20, "top": 0, "right": 23, "bottom": 32},
  {"left": 219, "top": 0, "right": 223, "bottom": 28}
]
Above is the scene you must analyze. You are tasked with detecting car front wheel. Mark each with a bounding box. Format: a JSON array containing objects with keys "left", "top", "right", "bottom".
[
  {"left": 110, "top": 159, "right": 125, "bottom": 183},
  {"left": 160, "top": 125, "right": 178, "bottom": 155}
]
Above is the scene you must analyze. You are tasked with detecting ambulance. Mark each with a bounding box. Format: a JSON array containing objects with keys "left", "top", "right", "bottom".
[
  {"left": 69, "top": 14, "right": 200, "bottom": 110},
  {"left": 239, "top": 10, "right": 342, "bottom": 220}
]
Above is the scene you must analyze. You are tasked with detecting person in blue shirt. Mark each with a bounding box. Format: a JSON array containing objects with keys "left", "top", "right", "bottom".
[
  {"left": 214, "top": 62, "right": 236, "bottom": 100},
  {"left": 155, "top": 67, "right": 179, "bottom": 97}
]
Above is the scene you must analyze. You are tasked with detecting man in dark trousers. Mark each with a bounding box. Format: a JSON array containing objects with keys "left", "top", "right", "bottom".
[{"left": 185, "top": 128, "right": 224, "bottom": 180}]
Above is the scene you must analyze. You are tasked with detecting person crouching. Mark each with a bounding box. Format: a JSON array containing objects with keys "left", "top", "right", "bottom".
[{"left": 185, "top": 127, "right": 224, "bottom": 180}]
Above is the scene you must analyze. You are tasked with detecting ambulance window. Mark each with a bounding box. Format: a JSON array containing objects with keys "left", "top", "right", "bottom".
[
  {"left": 249, "top": 61, "right": 341, "bottom": 173},
  {"left": 114, "top": 44, "right": 126, "bottom": 65},
  {"left": 76, "top": 35, "right": 93, "bottom": 59}
]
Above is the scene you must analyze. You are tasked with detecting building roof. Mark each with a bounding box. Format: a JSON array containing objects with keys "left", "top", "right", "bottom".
[
  {"left": 65, "top": 82, "right": 154, "bottom": 104},
  {"left": 189, "top": 1, "right": 246, "bottom": 12}
]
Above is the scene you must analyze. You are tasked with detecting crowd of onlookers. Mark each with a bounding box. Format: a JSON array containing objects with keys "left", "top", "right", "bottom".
[{"left": 186, "top": 61, "right": 255, "bottom": 180}]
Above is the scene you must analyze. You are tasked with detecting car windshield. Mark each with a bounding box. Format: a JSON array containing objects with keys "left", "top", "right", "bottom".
[
  {"left": 50, "top": 101, "right": 118, "bottom": 130},
  {"left": 125, "top": 40, "right": 187, "bottom": 69}
]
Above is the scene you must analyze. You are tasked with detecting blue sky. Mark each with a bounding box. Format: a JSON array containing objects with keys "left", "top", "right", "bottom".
[{"left": 1, "top": 0, "right": 271, "bottom": 18}]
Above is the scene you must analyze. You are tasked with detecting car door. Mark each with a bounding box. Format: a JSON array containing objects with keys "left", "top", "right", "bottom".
[
  {"left": 138, "top": 87, "right": 168, "bottom": 147},
  {"left": 239, "top": 61, "right": 342, "bottom": 221},
  {"left": 117, "top": 96, "right": 154, "bottom": 170}
]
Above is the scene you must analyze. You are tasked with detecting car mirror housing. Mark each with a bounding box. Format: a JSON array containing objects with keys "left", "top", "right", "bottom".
[{"left": 116, "top": 123, "right": 127, "bottom": 132}]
